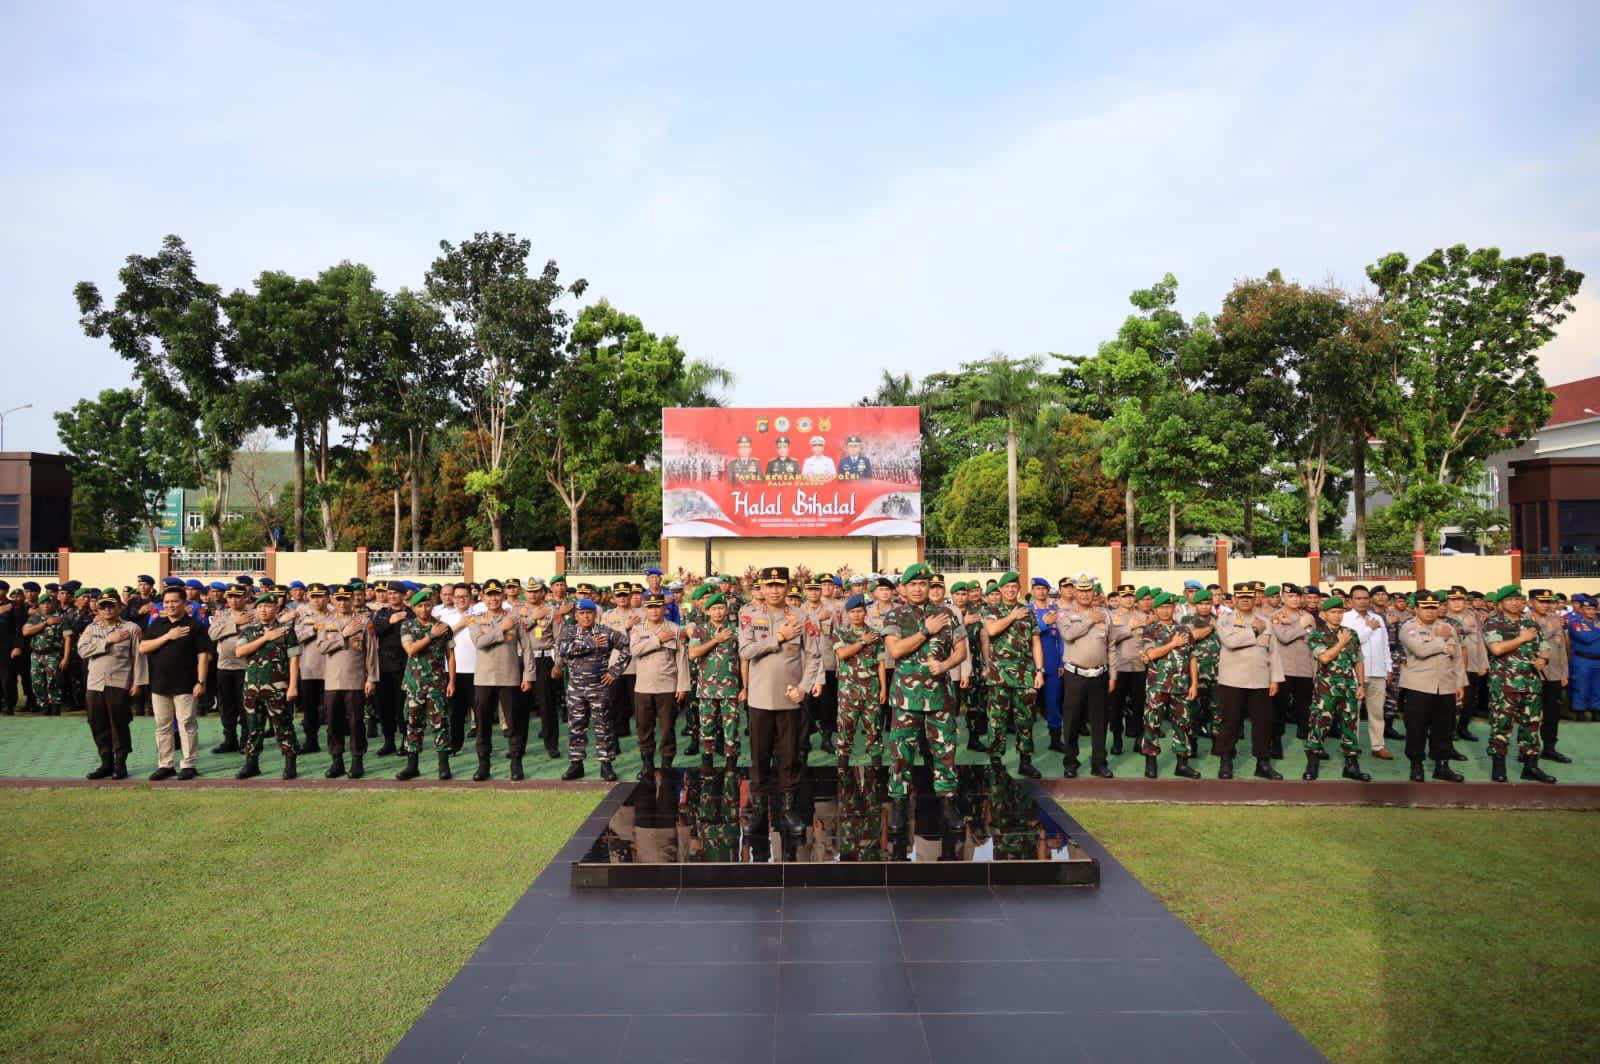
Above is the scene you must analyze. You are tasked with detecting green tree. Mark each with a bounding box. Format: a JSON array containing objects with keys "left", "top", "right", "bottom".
[
  {"left": 53, "top": 388, "right": 182, "bottom": 549},
  {"left": 939, "top": 451, "right": 1058, "bottom": 548},
  {"left": 75, "top": 235, "right": 252, "bottom": 553},
  {"left": 1366, "top": 246, "right": 1583, "bottom": 551},
  {"left": 1040, "top": 413, "right": 1125, "bottom": 545},
  {"left": 965, "top": 354, "right": 1060, "bottom": 555}
]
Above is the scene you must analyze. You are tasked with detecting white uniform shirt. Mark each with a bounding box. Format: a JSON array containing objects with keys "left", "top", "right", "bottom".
[
  {"left": 1342, "top": 608, "right": 1391, "bottom": 678},
  {"left": 435, "top": 602, "right": 486, "bottom": 674}
]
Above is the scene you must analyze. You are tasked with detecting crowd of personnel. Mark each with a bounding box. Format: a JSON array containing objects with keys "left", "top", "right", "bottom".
[{"left": 0, "top": 567, "right": 1594, "bottom": 819}]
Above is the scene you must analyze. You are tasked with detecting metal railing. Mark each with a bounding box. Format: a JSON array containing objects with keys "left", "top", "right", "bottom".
[
  {"left": 365, "top": 551, "right": 465, "bottom": 578},
  {"left": 923, "top": 547, "right": 1018, "bottom": 573},
  {"left": 567, "top": 550, "right": 661, "bottom": 577},
  {"left": 1320, "top": 554, "right": 1416, "bottom": 581},
  {"left": 168, "top": 551, "right": 267, "bottom": 576},
  {"left": 0, "top": 552, "right": 59, "bottom": 578},
  {"left": 1122, "top": 545, "right": 1217, "bottom": 571},
  {"left": 1521, "top": 554, "right": 1600, "bottom": 580}
]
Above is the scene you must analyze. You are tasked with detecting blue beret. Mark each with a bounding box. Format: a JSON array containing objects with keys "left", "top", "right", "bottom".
[
  {"left": 235, "top": 574, "right": 254, "bottom": 586},
  {"left": 259, "top": 577, "right": 276, "bottom": 588},
  {"left": 829, "top": 575, "right": 841, "bottom": 587},
  {"left": 846, "top": 593, "right": 868, "bottom": 610},
  {"left": 45, "top": 583, "right": 60, "bottom": 592},
  {"left": 1031, "top": 577, "right": 1050, "bottom": 588},
  {"left": 64, "top": 580, "right": 82, "bottom": 592},
  {"left": 184, "top": 579, "right": 204, "bottom": 590},
  {"left": 22, "top": 581, "right": 40, "bottom": 592},
  {"left": 162, "top": 577, "right": 183, "bottom": 587},
  {"left": 289, "top": 580, "right": 305, "bottom": 590},
  {"left": 137, "top": 574, "right": 154, "bottom": 584},
  {"left": 208, "top": 581, "right": 227, "bottom": 591},
  {"left": 0, "top": 581, "right": 8, "bottom": 592},
  {"left": 1183, "top": 579, "right": 1203, "bottom": 589},
  {"left": 576, "top": 597, "right": 598, "bottom": 611},
  {"left": 644, "top": 567, "right": 663, "bottom": 576}
]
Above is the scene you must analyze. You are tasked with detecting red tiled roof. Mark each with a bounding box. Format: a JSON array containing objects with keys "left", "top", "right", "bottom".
[{"left": 1549, "top": 375, "right": 1600, "bottom": 426}]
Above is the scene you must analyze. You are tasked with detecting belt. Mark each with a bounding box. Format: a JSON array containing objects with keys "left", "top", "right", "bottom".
[
  {"left": 1062, "top": 662, "right": 1108, "bottom": 678},
  {"left": 529, "top": 649, "right": 553, "bottom": 659},
  {"left": 1576, "top": 651, "right": 1600, "bottom": 660}
]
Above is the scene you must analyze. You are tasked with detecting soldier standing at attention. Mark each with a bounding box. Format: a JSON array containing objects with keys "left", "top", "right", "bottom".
[
  {"left": 1483, "top": 586, "right": 1556, "bottom": 783},
  {"left": 467, "top": 579, "right": 535, "bottom": 782},
  {"left": 602, "top": 582, "right": 638, "bottom": 748},
  {"left": 319, "top": 585, "right": 378, "bottom": 780},
  {"left": 1057, "top": 575, "right": 1115, "bottom": 778},
  {"left": 1304, "top": 596, "right": 1371, "bottom": 782},
  {"left": 1215, "top": 583, "right": 1284, "bottom": 781},
  {"left": 739, "top": 566, "right": 825, "bottom": 836},
  {"left": 1184, "top": 590, "right": 1221, "bottom": 758},
  {"left": 558, "top": 598, "right": 629, "bottom": 781},
  {"left": 22, "top": 595, "right": 70, "bottom": 715},
  {"left": 207, "top": 586, "right": 251, "bottom": 754},
  {"left": 728, "top": 434, "right": 763, "bottom": 483},
  {"left": 883, "top": 562, "right": 966, "bottom": 835},
  {"left": 630, "top": 591, "right": 690, "bottom": 777},
  {"left": 831, "top": 592, "right": 886, "bottom": 767},
  {"left": 77, "top": 591, "right": 147, "bottom": 780},
  {"left": 1271, "top": 585, "right": 1315, "bottom": 760},
  {"left": 234, "top": 593, "right": 301, "bottom": 781},
  {"left": 1107, "top": 585, "right": 1145, "bottom": 754},
  {"left": 1398, "top": 591, "right": 1466, "bottom": 783},
  {"left": 369, "top": 581, "right": 409, "bottom": 757},
  {"left": 293, "top": 584, "right": 332, "bottom": 754},
  {"left": 1529, "top": 589, "right": 1572, "bottom": 765},
  {"left": 517, "top": 578, "right": 562, "bottom": 760},
  {"left": 688, "top": 594, "right": 744, "bottom": 770},
  {"left": 1445, "top": 586, "right": 1488, "bottom": 743},
  {"left": 981, "top": 571, "right": 1043, "bottom": 778},
  {"left": 1140, "top": 592, "right": 1200, "bottom": 779},
  {"left": 802, "top": 575, "right": 842, "bottom": 755},
  {"left": 396, "top": 588, "right": 456, "bottom": 781}
]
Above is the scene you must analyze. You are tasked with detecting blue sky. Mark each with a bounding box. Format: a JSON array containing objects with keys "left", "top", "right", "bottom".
[{"left": 3, "top": 1, "right": 1596, "bottom": 451}]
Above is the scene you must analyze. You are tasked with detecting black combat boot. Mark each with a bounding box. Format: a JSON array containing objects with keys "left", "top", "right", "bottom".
[
  {"left": 1520, "top": 756, "right": 1556, "bottom": 784},
  {"left": 545, "top": 738, "right": 560, "bottom": 759},
  {"left": 235, "top": 754, "right": 261, "bottom": 780},
  {"left": 1109, "top": 734, "right": 1124, "bottom": 756},
  {"left": 509, "top": 756, "right": 524, "bottom": 781},
  {"left": 325, "top": 755, "right": 346, "bottom": 779},
  {"left": 1456, "top": 718, "right": 1479, "bottom": 742},
  {"left": 939, "top": 794, "right": 963, "bottom": 833},
  {"left": 282, "top": 753, "right": 297, "bottom": 780},
  {"left": 1542, "top": 744, "right": 1572, "bottom": 765},
  {"left": 638, "top": 753, "right": 656, "bottom": 781},
  {"left": 1490, "top": 754, "right": 1508, "bottom": 782},
  {"left": 212, "top": 728, "right": 239, "bottom": 755},
  {"left": 888, "top": 797, "right": 908, "bottom": 834},
  {"left": 438, "top": 751, "right": 453, "bottom": 780},
  {"left": 1047, "top": 728, "right": 1064, "bottom": 753},
  {"left": 1144, "top": 754, "right": 1159, "bottom": 779},
  {"left": 1408, "top": 760, "right": 1425, "bottom": 783},
  {"left": 472, "top": 755, "right": 491, "bottom": 782},
  {"left": 1341, "top": 756, "right": 1371, "bottom": 782},
  {"left": 1062, "top": 759, "right": 1080, "bottom": 779},
  {"left": 1268, "top": 736, "right": 1284, "bottom": 760},
  {"left": 780, "top": 792, "right": 806, "bottom": 836},
  {"left": 112, "top": 753, "right": 128, "bottom": 780},
  {"left": 86, "top": 754, "right": 113, "bottom": 780},
  {"left": 349, "top": 755, "right": 364, "bottom": 780},
  {"left": 396, "top": 753, "right": 420, "bottom": 781},
  {"left": 1383, "top": 723, "right": 1405, "bottom": 741},
  {"left": 1091, "top": 764, "right": 1114, "bottom": 779},
  {"left": 599, "top": 761, "right": 617, "bottom": 782},
  {"left": 1433, "top": 759, "right": 1464, "bottom": 782},
  {"left": 1254, "top": 758, "right": 1282, "bottom": 781},
  {"left": 299, "top": 730, "right": 321, "bottom": 755},
  {"left": 1446, "top": 746, "right": 1468, "bottom": 762},
  {"left": 1218, "top": 756, "right": 1234, "bottom": 780},
  {"left": 377, "top": 735, "right": 397, "bottom": 757},
  {"left": 1174, "top": 756, "right": 1200, "bottom": 779},
  {"left": 1302, "top": 754, "right": 1320, "bottom": 781},
  {"left": 967, "top": 732, "right": 988, "bottom": 753},
  {"left": 1017, "top": 754, "right": 1041, "bottom": 779}
]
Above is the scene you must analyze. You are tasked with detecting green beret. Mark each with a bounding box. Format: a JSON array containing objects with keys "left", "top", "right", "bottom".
[
  {"left": 1192, "top": 589, "right": 1212, "bottom": 604},
  {"left": 549, "top": 574, "right": 566, "bottom": 584},
  {"left": 1264, "top": 585, "right": 1281, "bottom": 597},
  {"left": 901, "top": 562, "right": 932, "bottom": 583},
  {"left": 253, "top": 593, "right": 277, "bottom": 606},
  {"left": 1147, "top": 586, "right": 1163, "bottom": 598},
  {"left": 703, "top": 594, "right": 726, "bottom": 608},
  {"left": 1151, "top": 592, "right": 1177, "bottom": 608},
  {"left": 688, "top": 583, "right": 712, "bottom": 601},
  {"left": 1322, "top": 596, "right": 1344, "bottom": 610},
  {"left": 1405, "top": 593, "right": 1417, "bottom": 608},
  {"left": 1134, "top": 586, "right": 1149, "bottom": 600},
  {"left": 1092, "top": 583, "right": 1102, "bottom": 594},
  {"left": 992, "top": 569, "right": 1017, "bottom": 587},
  {"left": 984, "top": 580, "right": 998, "bottom": 591},
  {"left": 1488, "top": 584, "right": 1524, "bottom": 604},
  {"left": 409, "top": 589, "right": 432, "bottom": 606}
]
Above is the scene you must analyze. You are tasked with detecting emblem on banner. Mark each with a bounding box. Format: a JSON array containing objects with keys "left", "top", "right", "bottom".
[
  {"left": 818, "top": 416, "right": 831, "bottom": 431},
  {"left": 755, "top": 417, "right": 769, "bottom": 433},
  {"left": 774, "top": 416, "right": 790, "bottom": 432}
]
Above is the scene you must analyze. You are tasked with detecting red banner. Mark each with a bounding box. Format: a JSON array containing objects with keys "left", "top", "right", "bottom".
[{"left": 662, "top": 407, "right": 921, "bottom": 537}]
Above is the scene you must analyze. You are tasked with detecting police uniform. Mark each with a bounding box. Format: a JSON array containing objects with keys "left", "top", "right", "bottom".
[
  {"left": 77, "top": 593, "right": 148, "bottom": 778},
  {"left": 728, "top": 434, "right": 763, "bottom": 483},
  {"left": 467, "top": 579, "right": 537, "bottom": 781},
  {"left": 630, "top": 592, "right": 690, "bottom": 773},
  {"left": 293, "top": 587, "right": 333, "bottom": 752},
  {"left": 1056, "top": 576, "right": 1115, "bottom": 777},
  {"left": 1215, "top": 584, "right": 1286, "bottom": 780},
  {"left": 739, "top": 566, "right": 825, "bottom": 833},
  {"left": 318, "top": 586, "right": 379, "bottom": 778}
]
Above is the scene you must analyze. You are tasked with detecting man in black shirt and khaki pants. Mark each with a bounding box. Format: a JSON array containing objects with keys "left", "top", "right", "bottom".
[{"left": 139, "top": 587, "right": 213, "bottom": 780}]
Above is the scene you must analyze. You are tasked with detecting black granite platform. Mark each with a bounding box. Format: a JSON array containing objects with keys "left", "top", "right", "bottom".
[
  {"left": 573, "top": 763, "right": 1098, "bottom": 888},
  {"left": 387, "top": 783, "right": 1324, "bottom": 1063}
]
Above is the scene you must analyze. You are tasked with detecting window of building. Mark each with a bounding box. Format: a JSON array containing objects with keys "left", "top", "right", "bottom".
[
  {"left": 0, "top": 494, "right": 18, "bottom": 551},
  {"left": 184, "top": 511, "right": 205, "bottom": 533},
  {"left": 1558, "top": 500, "right": 1599, "bottom": 554}
]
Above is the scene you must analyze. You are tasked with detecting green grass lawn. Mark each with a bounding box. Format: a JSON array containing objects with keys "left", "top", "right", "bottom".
[
  {"left": 0, "top": 789, "right": 599, "bottom": 1063},
  {"left": 1071, "top": 803, "right": 1600, "bottom": 1064}
]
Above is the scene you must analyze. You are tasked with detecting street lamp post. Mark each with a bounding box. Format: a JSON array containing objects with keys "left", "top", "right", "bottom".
[{"left": 0, "top": 403, "right": 32, "bottom": 451}]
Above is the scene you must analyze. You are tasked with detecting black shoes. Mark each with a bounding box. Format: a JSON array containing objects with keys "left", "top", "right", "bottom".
[
  {"left": 780, "top": 793, "right": 807, "bottom": 836},
  {"left": 1491, "top": 754, "right": 1508, "bottom": 782},
  {"left": 438, "top": 751, "right": 453, "bottom": 780},
  {"left": 235, "top": 755, "right": 261, "bottom": 780},
  {"left": 1174, "top": 757, "right": 1199, "bottom": 780},
  {"left": 298, "top": 735, "right": 321, "bottom": 755},
  {"left": 509, "top": 757, "right": 524, "bottom": 781},
  {"left": 1268, "top": 738, "right": 1284, "bottom": 760},
  {"left": 1446, "top": 747, "right": 1468, "bottom": 762},
  {"left": 178, "top": 767, "right": 198, "bottom": 780},
  {"left": 1144, "top": 754, "right": 1159, "bottom": 780},
  {"left": 1017, "top": 755, "right": 1041, "bottom": 779},
  {"left": 888, "top": 797, "right": 908, "bottom": 833},
  {"left": 282, "top": 755, "right": 297, "bottom": 780},
  {"left": 87, "top": 756, "right": 113, "bottom": 781},
  {"left": 472, "top": 756, "right": 491, "bottom": 782},
  {"left": 939, "top": 795, "right": 964, "bottom": 833},
  {"left": 1062, "top": 760, "right": 1079, "bottom": 779},
  {"left": 1218, "top": 756, "right": 1234, "bottom": 780},
  {"left": 1384, "top": 724, "right": 1405, "bottom": 741},
  {"left": 376, "top": 740, "right": 398, "bottom": 757},
  {"left": 1303, "top": 755, "right": 1320, "bottom": 781},
  {"left": 148, "top": 766, "right": 176, "bottom": 781},
  {"left": 546, "top": 740, "right": 560, "bottom": 759},
  {"left": 112, "top": 754, "right": 128, "bottom": 780},
  {"left": 1091, "top": 765, "right": 1114, "bottom": 779},
  {"left": 1254, "top": 758, "right": 1282, "bottom": 781},
  {"left": 1542, "top": 747, "right": 1573, "bottom": 764},
  {"left": 1047, "top": 729, "right": 1064, "bottom": 753},
  {"left": 396, "top": 753, "right": 421, "bottom": 781},
  {"left": 1456, "top": 725, "right": 1479, "bottom": 742},
  {"left": 325, "top": 755, "right": 346, "bottom": 779},
  {"left": 212, "top": 738, "right": 240, "bottom": 755},
  {"left": 348, "top": 756, "right": 364, "bottom": 780},
  {"left": 599, "top": 761, "right": 617, "bottom": 782},
  {"left": 1109, "top": 737, "right": 1124, "bottom": 756},
  {"left": 1409, "top": 760, "right": 1425, "bottom": 783},
  {"left": 1342, "top": 756, "right": 1371, "bottom": 782},
  {"left": 1520, "top": 757, "right": 1556, "bottom": 784},
  {"left": 1432, "top": 759, "right": 1464, "bottom": 782},
  {"left": 639, "top": 754, "right": 656, "bottom": 781},
  {"left": 968, "top": 734, "right": 989, "bottom": 753}
]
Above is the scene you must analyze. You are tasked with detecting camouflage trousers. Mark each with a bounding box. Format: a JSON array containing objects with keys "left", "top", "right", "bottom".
[
  {"left": 1306, "top": 677, "right": 1361, "bottom": 756},
  {"left": 1187, "top": 680, "right": 1219, "bottom": 732},
  {"left": 243, "top": 680, "right": 297, "bottom": 758},
  {"left": 1487, "top": 676, "right": 1542, "bottom": 759},
  {"left": 567, "top": 682, "right": 615, "bottom": 763},
  {"left": 986, "top": 682, "right": 1035, "bottom": 758},
  {"left": 29, "top": 658, "right": 64, "bottom": 713},
  {"left": 697, "top": 695, "right": 741, "bottom": 757},
  {"left": 887, "top": 680, "right": 958, "bottom": 799},
  {"left": 403, "top": 677, "right": 451, "bottom": 754},
  {"left": 835, "top": 687, "right": 884, "bottom": 759},
  {"left": 1140, "top": 687, "right": 1191, "bottom": 756}
]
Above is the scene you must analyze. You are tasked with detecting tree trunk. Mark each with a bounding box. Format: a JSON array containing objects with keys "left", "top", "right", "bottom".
[
  {"left": 293, "top": 424, "right": 305, "bottom": 552},
  {"left": 490, "top": 509, "right": 504, "bottom": 551},
  {"left": 568, "top": 498, "right": 579, "bottom": 555},
  {"left": 209, "top": 467, "right": 226, "bottom": 554},
  {"left": 1413, "top": 519, "right": 1427, "bottom": 555},
  {"left": 392, "top": 486, "right": 401, "bottom": 552},
  {"left": 317, "top": 418, "right": 336, "bottom": 550},
  {"left": 1006, "top": 426, "right": 1019, "bottom": 554},
  {"left": 1124, "top": 484, "right": 1136, "bottom": 546},
  {"left": 1307, "top": 490, "right": 1321, "bottom": 554},
  {"left": 1242, "top": 491, "right": 1254, "bottom": 556},
  {"left": 1353, "top": 431, "right": 1367, "bottom": 563},
  {"left": 409, "top": 463, "right": 422, "bottom": 555},
  {"left": 1167, "top": 500, "right": 1177, "bottom": 566}
]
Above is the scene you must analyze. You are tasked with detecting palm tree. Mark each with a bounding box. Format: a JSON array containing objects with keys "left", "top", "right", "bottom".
[
  {"left": 967, "top": 354, "right": 1052, "bottom": 558},
  {"left": 674, "top": 358, "right": 736, "bottom": 407}
]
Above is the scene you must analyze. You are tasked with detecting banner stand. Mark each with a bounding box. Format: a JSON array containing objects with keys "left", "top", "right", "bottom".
[
  {"left": 704, "top": 539, "right": 712, "bottom": 581},
  {"left": 871, "top": 537, "right": 879, "bottom": 573}
]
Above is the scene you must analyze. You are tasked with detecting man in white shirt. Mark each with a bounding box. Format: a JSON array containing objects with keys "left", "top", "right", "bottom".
[
  {"left": 801, "top": 435, "right": 837, "bottom": 477},
  {"left": 1341, "top": 584, "right": 1394, "bottom": 760},
  {"left": 434, "top": 583, "right": 485, "bottom": 754}
]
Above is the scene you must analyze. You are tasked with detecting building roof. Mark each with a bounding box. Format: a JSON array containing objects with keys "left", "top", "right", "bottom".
[{"left": 1549, "top": 375, "right": 1600, "bottom": 427}]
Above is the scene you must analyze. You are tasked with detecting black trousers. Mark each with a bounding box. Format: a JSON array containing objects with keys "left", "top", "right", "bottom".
[
  {"left": 1273, "top": 675, "right": 1313, "bottom": 738},
  {"left": 216, "top": 668, "right": 245, "bottom": 741},
  {"left": 1541, "top": 681, "right": 1566, "bottom": 750},
  {"left": 1217, "top": 685, "right": 1272, "bottom": 759},
  {"left": 1462, "top": 671, "right": 1487, "bottom": 724},
  {"left": 634, "top": 690, "right": 677, "bottom": 760},
  {"left": 449, "top": 673, "right": 475, "bottom": 751},
  {"left": 749, "top": 706, "right": 803, "bottom": 795},
  {"left": 378, "top": 670, "right": 404, "bottom": 741},
  {"left": 299, "top": 677, "right": 324, "bottom": 738},
  {"left": 0, "top": 653, "right": 15, "bottom": 710},
  {"left": 530, "top": 657, "right": 558, "bottom": 743},
  {"left": 1403, "top": 689, "right": 1456, "bottom": 762},
  {"left": 474, "top": 684, "right": 527, "bottom": 758},
  {"left": 1062, "top": 671, "right": 1110, "bottom": 770},
  {"left": 805, "top": 671, "right": 839, "bottom": 736},
  {"left": 86, "top": 687, "right": 132, "bottom": 757},
  {"left": 608, "top": 673, "right": 636, "bottom": 739},
  {"left": 1109, "top": 670, "right": 1145, "bottom": 738},
  {"left": 324, "top": 688, "right": 367, "bottom": 756}
]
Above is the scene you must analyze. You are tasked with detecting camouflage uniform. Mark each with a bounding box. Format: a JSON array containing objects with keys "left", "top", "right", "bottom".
[
  {"left": 1139, "top": 620, "right": 1192, "bottom": 756},
  {"left": 558, "top": 623, "right": 630, "bottom": 763},
  {"left": 28, "top": 611, "right": 67, "bottom": 713},
  {"left": 1307, "top": 626, "right": 1362, "bottom": 756},
  {"left": 836, "top": 768, "right": 884, "bottom": 861},
  {"left": 1185, "top": 614, "right": 1221, "bottom": 733},
  {"left": 689, "top": 619, "right": 742, "bottom": 757},
  {"left": 962, "top": 605, "right": 988, "bottom": 740},
  {"left": 239, "top": 621, "right": 298, "bottom": 758},
  {"left": 690, "top": 769, "right": 740, "bottom": 863},
  {"left": 833, "top": 624, "right": 884, "bottom": 759},
  {"left": 981, "top": 602, "right": 1036, "bottom": 758},
  {"left": 401, "top": 617, "right": 452, "bottom": 754},
  {"left": 1484, "top": 613, "right": 1543, "bottom": 759},
  {"left": 884, "top": 601, "right": 959, "bottom": 799},
  {"left": 987, "top": 764, "right": 1036, "bottom": 861}
]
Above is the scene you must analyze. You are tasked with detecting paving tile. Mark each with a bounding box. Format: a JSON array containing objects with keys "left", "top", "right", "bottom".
[
  {"left": 1070, "top": 1013, "right": 1248, "bottom": 1063},
  {"left": 781, "top": 888, "right": 894, "bottom": 922},
  {"left": 779, "top": 919, "right": 903, "bottom": 964},
  {"left": 618, "top": 1013, "right": 777, "bottom": 1064},
  {"left": 775, "top": 1012, "right": 931, "bottom": 1064},
  {"left": 777, "top": 963, "right": 917, "bottom": 1015},
  {"left": 889, "top": 886, "right": 1004, "bottom": 921},
  {"left": 460, "top": 1015, "right": 628, "bottom": 1063},
  {"left": 922, "top": 1013, "right": 1087, "bottom": 1064}
]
